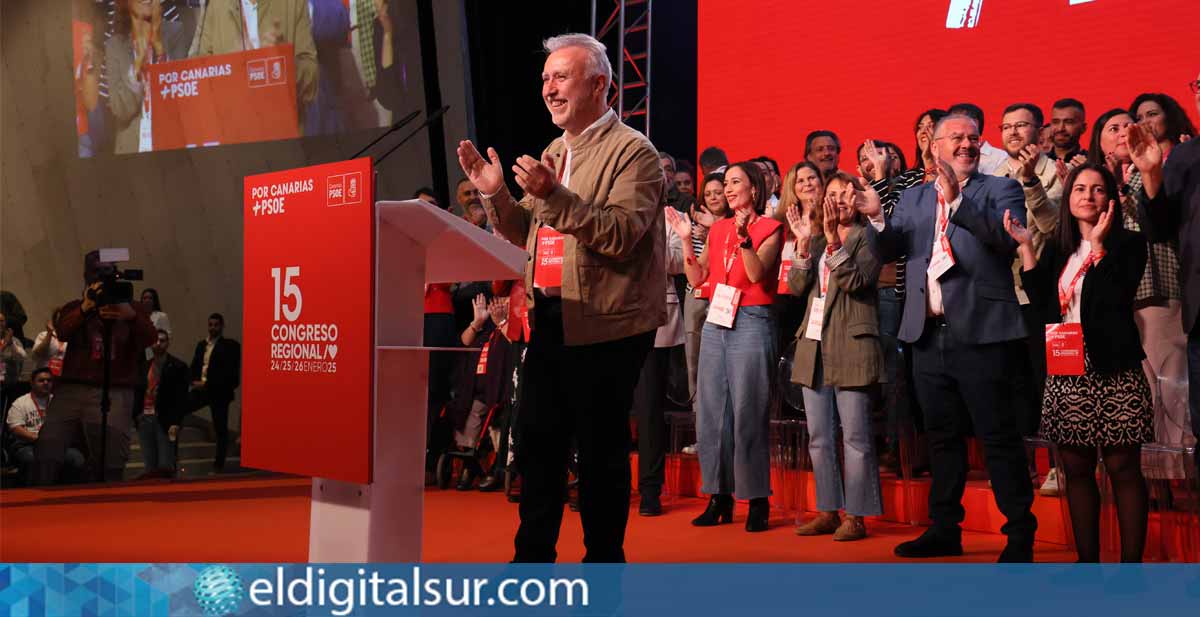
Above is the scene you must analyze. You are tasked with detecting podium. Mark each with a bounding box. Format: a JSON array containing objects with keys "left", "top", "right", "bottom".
[{"left": 306, "top": 200, "right": 527, "bottom": 562}]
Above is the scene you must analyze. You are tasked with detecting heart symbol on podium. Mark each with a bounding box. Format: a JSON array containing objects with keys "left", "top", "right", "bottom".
[{"left": 326, "top": 344, "right": 338, "bottom": 359}]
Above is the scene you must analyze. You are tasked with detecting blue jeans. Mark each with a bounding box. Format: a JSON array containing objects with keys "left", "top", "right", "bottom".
[
  {"left": 14, "top": 444, "right": 84, "bottom": 485},
  {"left": 137, "top": 415, "right": 173, "bottom": 472},
  {"left": 697, "top": 305, "right": 775, "bottom": 500},
  {"left": 802, "top": 362, "right": 884, "bottom": 516}
]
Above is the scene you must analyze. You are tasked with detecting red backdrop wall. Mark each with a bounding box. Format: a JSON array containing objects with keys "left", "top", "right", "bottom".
[{"left": 697, "top": 0, "right": 1200, "bottom": 173}]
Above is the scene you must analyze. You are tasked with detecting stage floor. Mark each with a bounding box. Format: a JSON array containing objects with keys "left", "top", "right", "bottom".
[{"left": 0, "top": 475, "right": 1077, "bottom": 563}]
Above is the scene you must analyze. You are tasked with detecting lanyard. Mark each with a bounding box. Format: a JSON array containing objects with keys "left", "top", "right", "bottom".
[
  {"left": 819, "top": 251, "right": 833, "bottom": 297},
  {"left": 722, "top": 214, "right": 758, "bottom": 281},
  {"left": 1058, "top": 253, "right": 1094, "bottom": 318},
  {"left": 32, "top": 396, "right": 48, "bottom": 419},
  {"left": 934, "top": 182, "right": 951, "bottom": 239}
]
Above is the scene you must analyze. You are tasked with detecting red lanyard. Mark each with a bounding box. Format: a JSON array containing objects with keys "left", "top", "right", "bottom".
[
  {"left": 32, "top": 396, "right": 47, "bottom": 419},
  {"left": 934, "top": 183, "right": 951, "bottom": 239},
  {"left": 819, "top": 250, "right": 833, "bottom": 297},
  {"left": 1058, "top": 253, "right": 1094, "bottom": 317},
  {"left": 722, "top": 214, "right": 758, "bottom": 281}
]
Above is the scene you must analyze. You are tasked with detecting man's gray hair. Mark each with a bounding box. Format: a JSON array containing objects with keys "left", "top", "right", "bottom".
[
  {"left": 543, "top": 33, "right": 613, "bottom": 85},
  {"left": 658, "top": 151, "right": 676, "bottom": 167},
  {"left": 934, "top": 113, "right": 981, "bottom": 137}
]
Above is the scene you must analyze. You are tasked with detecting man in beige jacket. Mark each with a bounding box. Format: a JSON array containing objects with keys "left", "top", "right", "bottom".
[
  {"left": 993, "top": 102, "right": 1062, "bottom": 492},
  {"left": 458, "top": 33, "right": 664, "bottom": 563},
  {"left": 195, "top": 0, "right": 319, "bottom": 118}
]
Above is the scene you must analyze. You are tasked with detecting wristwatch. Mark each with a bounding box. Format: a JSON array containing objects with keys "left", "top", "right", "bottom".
[
  {"left": 739, "top": 237, "right": 754, "bottom": 250},
  {"left": 1022, "top": 177, "right": 1040, "bottom": 188}
]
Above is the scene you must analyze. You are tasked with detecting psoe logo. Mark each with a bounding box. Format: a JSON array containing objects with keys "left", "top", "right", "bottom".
[
  {"left": 946, "top": 0, "right": 1096, "bottom": 29},
  {"left": 247, "top": 59, "right": 268, "bottom": 87},
  {"left": 326, "top": 172, "right": 364, "bottom": 207},
  {"left": 193, "top": 565, "right": 245, "bottom": 617}
]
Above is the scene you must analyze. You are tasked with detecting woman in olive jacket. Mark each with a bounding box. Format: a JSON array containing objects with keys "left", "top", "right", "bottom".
[{"left": 786, "top": 172, "right": 884, "bottom": 541}]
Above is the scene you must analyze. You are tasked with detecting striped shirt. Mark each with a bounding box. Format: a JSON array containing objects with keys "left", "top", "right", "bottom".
[{"left": 872, "top": 168, "right": 927, "bottom": 297}]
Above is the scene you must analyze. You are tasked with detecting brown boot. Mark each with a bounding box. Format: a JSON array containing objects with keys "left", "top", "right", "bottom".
[
  {"left": 795, "top": 511, "right": 840, "bottom": 536},
  {"left": 833, "top": 514, "right": 867, "bottom": 541}
]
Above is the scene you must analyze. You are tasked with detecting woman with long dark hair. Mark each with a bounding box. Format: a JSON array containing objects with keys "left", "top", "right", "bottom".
[
  {"left": 667, "top": 162, "right": 784, "bottom": 532},
  {"left": 912, "top": 109, "right": 949, "bottom": 174},
  {"left": 1089, "top": 110, "right": 1191, "bottom": 472},
  {"left": 1006, "top": 162, "right": 1155, "bottom": 561},
  {"left": 1130, "top": 92, "right": 1197, "bottom": 163}
]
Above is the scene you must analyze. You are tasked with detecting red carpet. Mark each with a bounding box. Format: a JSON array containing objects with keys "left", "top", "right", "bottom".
[{"left": 1, "top": 475, "right": 1082, "bottom": 563}]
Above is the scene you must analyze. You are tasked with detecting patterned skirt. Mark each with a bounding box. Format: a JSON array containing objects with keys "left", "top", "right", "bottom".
[{"left": 1041, "top": 362, "right": 1154, "bottom": 447}]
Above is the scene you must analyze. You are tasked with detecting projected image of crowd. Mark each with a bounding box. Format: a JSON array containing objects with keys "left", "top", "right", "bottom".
[{"left": 72, "top": 0, "right": 411, "bottom": 157}]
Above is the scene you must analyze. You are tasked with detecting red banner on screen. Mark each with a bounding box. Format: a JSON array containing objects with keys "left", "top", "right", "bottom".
[
  {"left": 698, "top": 0, "right": 1200, "bottom": 172},
  {"left": 242, "top": 158, "right": 374, "bottom": 483},
  {"left": 148, "top": 44, "right": 299, "bottom": 152}
]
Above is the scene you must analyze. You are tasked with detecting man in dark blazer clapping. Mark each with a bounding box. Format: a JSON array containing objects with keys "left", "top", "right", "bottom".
[
  {"left": 859, "top": 114, "right": 1037, "bottom": 562},
  {"left": 190, "top": 313, "right": 240, "bottom": 471}
]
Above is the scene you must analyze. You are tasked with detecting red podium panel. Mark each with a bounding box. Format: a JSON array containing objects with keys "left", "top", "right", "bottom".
[
  {"left": 149, "top": 44, "right": 299, "bottom": 152},
  {"left": 242, "top": 158, "right": 373, "bottom": 484}
]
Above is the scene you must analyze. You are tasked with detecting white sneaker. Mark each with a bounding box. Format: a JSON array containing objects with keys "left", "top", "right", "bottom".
[
  {"left": 1039, "top": 468, "right": 1060, "bottom": 496},
  {"left": 681, "top": 443, "right": 698, "bottom": 455}
]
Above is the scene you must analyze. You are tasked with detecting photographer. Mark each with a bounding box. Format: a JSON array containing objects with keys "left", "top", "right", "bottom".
[{"left": 34, "top": 251, "right": 156, "bottom": 484}]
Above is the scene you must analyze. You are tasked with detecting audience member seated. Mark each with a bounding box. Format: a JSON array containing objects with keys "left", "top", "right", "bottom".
[
  {"left": 7, "top": 368, "right": 85, "bottom": 485},
  {"left": 189, "top": 313, "right": 240, "bottom": 472},
  {"left": 134, "top": 329, "right": 190, "bottom": 479}
]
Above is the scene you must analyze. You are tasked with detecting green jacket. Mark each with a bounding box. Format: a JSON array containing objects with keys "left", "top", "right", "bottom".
[{"left": 787, "top": 224, "right": 883, "bottom": 389}]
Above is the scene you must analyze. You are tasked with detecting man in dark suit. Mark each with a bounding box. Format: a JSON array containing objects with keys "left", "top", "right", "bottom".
[
  {"left": 860, "top": 113, "right": 1037, "bottom": 562},
  {"left": 190, "top": 313, "right": 240, "bottom": 471},
  {"left": 1137, "top": 74, "right": 1200, "bottom": 475},
  {"left": 133, "top": 329, "right": 191, "bottom": 477}
]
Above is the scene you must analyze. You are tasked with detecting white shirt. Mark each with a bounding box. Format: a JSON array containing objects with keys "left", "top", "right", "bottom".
[
  {"left": 869, "top": 181, "right": 965, "bottom": 316},
  {"left": 31, "top": 331, "right": 67, "bottom": 371},
  {"left": 241, "top": 0, "right": 261, "bottom": 49},
  {"left": 978, "top": 141, "right": 1007, "bottom": 176},
  {"left": 150, "top": 311, "right": 172, "bottom": 335},
  {"left": 6, "top": 393, "right": 52, "bottom": 441},
  {"left": 1059, "top": 240, "right": 1092, "bottom": 324},
  {"left": 538, "top": 108, "right": 617, "bottom": 298},
  {"left": 559, "top": 108, "right": 616, "bottom": 190},
  {"left": 766, "top": 195, "right": 780, "bottom": 218},
  {"left": 202, "top": 337, "right": 218, "bottom": 383}
]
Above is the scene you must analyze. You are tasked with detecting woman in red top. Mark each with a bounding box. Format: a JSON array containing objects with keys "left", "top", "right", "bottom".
[{"left": 668, "top": 161, "right": 783, "bottom": 532}]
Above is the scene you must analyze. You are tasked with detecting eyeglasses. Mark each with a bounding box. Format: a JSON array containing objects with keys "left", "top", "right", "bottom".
[
  {"left": 934, "top": 133, "right": 981, "bottom": 145},
  {"left": 1189, "top": 80, "right": 1200, "bottom": 94},
  {"left": 999, "top": 121, "right": 1034, "bottom": 132}
]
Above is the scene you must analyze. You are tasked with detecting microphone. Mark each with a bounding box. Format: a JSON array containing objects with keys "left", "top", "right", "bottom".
[
  {"left": 350, "top": 110, "right": 421, "bottom": 160},
  {"left": 374, "top": 106, "right": 450, "bottom": 167}
]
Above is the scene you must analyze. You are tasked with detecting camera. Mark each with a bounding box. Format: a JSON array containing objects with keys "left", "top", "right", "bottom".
[{"left": 86, "top": 248, "right": 143, "bottom": 307}]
